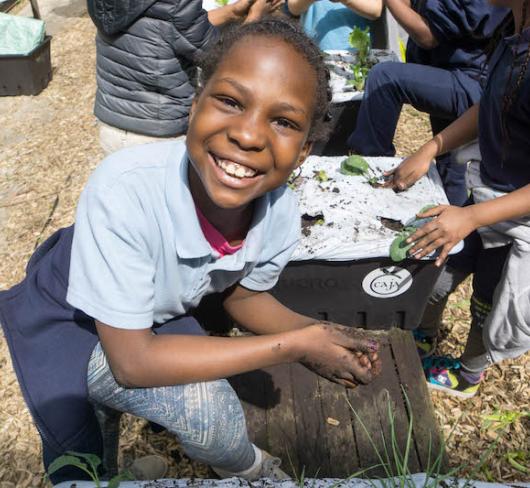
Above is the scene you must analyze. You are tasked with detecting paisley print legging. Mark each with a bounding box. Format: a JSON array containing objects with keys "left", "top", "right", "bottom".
[{"left": 87, "top": 342, "right": 255, "bottom": 473}]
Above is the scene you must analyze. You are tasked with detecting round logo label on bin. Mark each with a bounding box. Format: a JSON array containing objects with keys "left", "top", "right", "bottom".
[{"left": 362, "top": 266, "right": 413, "bottom": 298}]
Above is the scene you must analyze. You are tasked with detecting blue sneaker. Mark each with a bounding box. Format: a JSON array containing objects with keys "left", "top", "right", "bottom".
[
  {"left": 423, "top": 356, "right": 483, "bottom": 399},
  {"left": 413, "top": 330, "right": 437, "bottom": 359}
]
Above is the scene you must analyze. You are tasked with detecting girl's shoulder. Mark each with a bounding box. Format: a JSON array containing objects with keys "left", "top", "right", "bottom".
[{"left": 88, "top": 141, "right": 185, "bottom": 191}]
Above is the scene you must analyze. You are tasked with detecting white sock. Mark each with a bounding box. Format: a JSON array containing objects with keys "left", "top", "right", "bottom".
[{"left": 229, "top": 444, "right": 262, "bottom": 476}]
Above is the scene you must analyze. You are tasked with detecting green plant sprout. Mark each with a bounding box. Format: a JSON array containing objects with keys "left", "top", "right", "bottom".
[
  {"left": 481, "top": 408, "right": 530, "bottom": 432},
  {"left": 389, "top": 205, "right": 437, "bottom": 262},
  {"left": 347, "top": 26, "right": 372, "bottom": 91},
  {"left": 481, "top": 409, "right": 530, "bottom": 475},
  {"left": 343, "top": 388, "right": 517, "bottom": 488},
  {"left": 216, "top": 0, "right": 229, "bottom": 6},
  {"left": 313, "top": 169, "right": 329, "bottom": 183},
  {"left": 47, "top": 451, "right": 133, "bottom": 488},
  {"left": 340, "top": 155, "right": 381, "bottom": 185}
]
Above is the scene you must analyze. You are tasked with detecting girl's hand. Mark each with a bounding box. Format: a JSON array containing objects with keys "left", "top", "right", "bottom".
[
  {"left": 246, "top": 0, "right": 285, "bottom": 21},
  {"left": 297, "top": 323, "right": 383, "bottom": 387},
  {"left": 407, "top": 205, "right": 478, "bottom": 266},
  {"left": 382, "top": 146, "right": 435, "bottom": 192},
  {"left": 231, "top": 0, "right": 257, "bottom": 19}
]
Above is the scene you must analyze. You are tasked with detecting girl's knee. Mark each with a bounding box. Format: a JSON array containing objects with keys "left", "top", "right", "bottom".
[
  {"left": 365, "top": 62, "right": 403, "bottom": 89},
  {"left": 180, "top": 379, "right": 248, "bottom": 452}
]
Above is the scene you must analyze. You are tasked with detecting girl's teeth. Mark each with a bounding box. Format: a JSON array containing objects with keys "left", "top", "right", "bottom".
[{"left": 216, "top": 157, "right": 256, "bottom": 178}]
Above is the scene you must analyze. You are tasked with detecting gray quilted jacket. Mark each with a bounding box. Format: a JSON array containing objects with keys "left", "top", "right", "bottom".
[{"left": 87, "top": 0, "right": 219, "bottom": 137}]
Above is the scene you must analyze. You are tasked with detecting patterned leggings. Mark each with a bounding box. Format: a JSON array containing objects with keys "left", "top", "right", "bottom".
[{"left": 86, "top": 342, "right": 255, "bottom": 473}]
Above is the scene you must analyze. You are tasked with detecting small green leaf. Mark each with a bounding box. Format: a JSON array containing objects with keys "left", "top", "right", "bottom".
[
  {"left": 47, "top": 455, "right": 88, "bottom": 476},
  {"left": 389, "top": 232, "right": 414, "bottom": 262},
  {"left": 506, "top": 451, "right": 529, "bottom": 474},
  {"left": 340, "top": 155, "right": 370, "bottom": 176},
  {"left": 67, "top": 451, "right": 101, "bottom": 471},
  {"left": 107, "top": 471, "right": 134, "bottom": 488},
  {"left": 313, "top": 169, "right": 329, "bottom": 182}
]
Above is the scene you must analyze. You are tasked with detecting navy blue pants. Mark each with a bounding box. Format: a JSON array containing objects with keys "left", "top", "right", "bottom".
[
  {"left": 347, "top": 62, "right": 482, "bottom": 206},
  {"left": 0, "top": 227, "right": 211, "bottom": 484}
]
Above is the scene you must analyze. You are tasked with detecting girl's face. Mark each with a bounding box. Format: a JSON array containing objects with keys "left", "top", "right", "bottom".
[{"left": 186, "top": 36, "right": 317, "bottom": 210}]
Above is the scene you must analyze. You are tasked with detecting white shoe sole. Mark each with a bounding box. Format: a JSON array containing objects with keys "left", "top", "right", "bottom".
[{"left": 427, "top": 380, "right": 478, "bottom": 399}]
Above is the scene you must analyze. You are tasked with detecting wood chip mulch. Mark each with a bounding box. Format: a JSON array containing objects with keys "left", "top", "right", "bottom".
[{"left": 0, "top": 15, "right": 528, "bottom": 488}]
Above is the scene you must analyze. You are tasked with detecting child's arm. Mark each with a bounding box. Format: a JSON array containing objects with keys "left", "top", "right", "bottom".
[
  {"left": 287, "top": 0, "right": 382, "bottom": 20},
  {"left": 339, "top": 0, "right": 382, "bottom": 20},
  {"left": 245, "top": 0, "right": 286, "bottom": 22},
  {"left": 208, "top": 0, "right": 254, "bottom": 25},
  {"left": 383, "top": 0, "right": 438, "bottom": 49},
  {"left": 406, "top": 184, "right": 530, "bottom": 266},
  {"left": 222, "top": 284, "right": 315, "bottom": 333},
  {"left": 384, "top": 103, "right": 479, "bottom": 191},
  {"left": 95, "top": 316, "right": 379, "bottom": 389},
  {"left": 286, "top": 0, "right": 314, "bottom": 16}
]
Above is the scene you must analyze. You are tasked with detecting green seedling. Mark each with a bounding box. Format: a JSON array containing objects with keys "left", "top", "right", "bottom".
[
  {"left": 389, "top": 205, "right": 437, "bottom": 262},
  {"left": 313, "top": 169, "right": 329, "bottom": 182},
  {"left": 340, "top": 155, "right": 382, "bottom": 186},
  {"left": 47, "top": 451, "right": 133, "bottom": 488},
  {"left": 347, "top": 26, "right": 372, "bottom": 91},
  {"left": 481, "top": 408, "right": 530, "bottom": 432},
  {"left": 506, "top": 451, "right": 529, "bottom": 474},
  {"left": 216, "top": 0, "right": 229, "bottom": 5}
]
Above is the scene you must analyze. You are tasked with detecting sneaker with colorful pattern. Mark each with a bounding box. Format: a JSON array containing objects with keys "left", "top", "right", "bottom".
[
  {"left": 422, "top": 356, "right": 483, "bottom": 399},
  {"left": 413, "top": 329, "right": 437, "bottom": 359}
]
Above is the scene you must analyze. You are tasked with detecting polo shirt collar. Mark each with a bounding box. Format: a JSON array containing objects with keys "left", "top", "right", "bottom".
[{"left": 165, "top": 142, "right": 269, "bottom": 261}]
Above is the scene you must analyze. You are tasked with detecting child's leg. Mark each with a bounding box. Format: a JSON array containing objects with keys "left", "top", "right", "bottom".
[
  {"left": 424, "top": 243, "right": 511, "bottom": 398},
  {"left": 347, "top": 62, "right": 479, "bottom": 156},
  {"left": 87, "top": 342, "right": 256, "bottom": 473},
  {"left": 416, "top": 229, "right": 483, "bottom": 345},
  {"left": 460, "top": 243, "right": 512, "bottom": 373}
]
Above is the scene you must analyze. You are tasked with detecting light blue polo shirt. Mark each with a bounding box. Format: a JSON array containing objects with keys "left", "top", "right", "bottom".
[{"left": 66, "top": 141, "right": 301, "bottom": 329}]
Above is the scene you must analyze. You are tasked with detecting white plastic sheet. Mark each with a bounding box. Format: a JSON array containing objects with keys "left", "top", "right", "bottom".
[
  {"left": 290, "top": 156, "right": 461, "bottom": 261},
  {"left": 54, "top": 475, "right": 530, "bottom": 488}
]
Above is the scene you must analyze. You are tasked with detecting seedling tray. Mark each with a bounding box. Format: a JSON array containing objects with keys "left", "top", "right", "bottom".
[
  {"left": 271, "top": 156, "right": 457, "bottom": 330},
  {"left": 0, "top": 35, "right": 52, "bottom": 96}
]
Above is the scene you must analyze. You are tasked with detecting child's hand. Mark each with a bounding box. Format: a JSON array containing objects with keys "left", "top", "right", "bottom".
[
  {"left": 298, "top": 323, "right": 383, "bottom": 387},
  {"left": 231, "top": 0, "right": 256, "bottom": 18},
  {"left": 382, "top": 147, "right": 434, "bottom": 192},
  {"left": 406, "top": 205, "right": 478, "bottom": 266},
  {"left": 246, "top": 0, "right": 285, "bottom": 21}
]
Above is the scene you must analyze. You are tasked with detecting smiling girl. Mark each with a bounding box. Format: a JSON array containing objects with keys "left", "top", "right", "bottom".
[{"left": 0, "top": 19, "right": 381, "bottom": 484}]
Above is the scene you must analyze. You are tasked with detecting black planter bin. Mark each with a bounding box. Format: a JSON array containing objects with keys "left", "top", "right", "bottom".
[
  {"left": 312, "top": 99, "right": 361, "bottom": 157},
  {"left": 0, "top": 35, "right": 52, "bottom": 96},
  {"left": 270, "top": 257, "right": 443, "bottom": 330}
]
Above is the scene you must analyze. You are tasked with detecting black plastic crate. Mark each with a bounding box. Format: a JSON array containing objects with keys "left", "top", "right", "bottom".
[
  {"left": 312, "top": 99, "right": 361, "bottom": 156},
  {"left": 270, "top": 257, "right": 442, "bottom": 330},
  {"left": 0, "top": 35, "right": 52, "bottom": 96}
]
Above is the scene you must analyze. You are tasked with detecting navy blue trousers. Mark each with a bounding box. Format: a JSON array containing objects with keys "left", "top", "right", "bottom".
[
  {"left": 0, "top": 227, "right": 207, "bottom": 484},
  {"left": 347, "top": 62, "right": 482, "bottom": 206}
]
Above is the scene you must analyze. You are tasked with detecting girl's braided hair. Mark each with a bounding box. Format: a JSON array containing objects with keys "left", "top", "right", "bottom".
[
  {"left": 500, "top": 0, "right": 530, "bottom": 158},
  {"left": 197, "top": 17, "right": 332, "bottom": 142}
]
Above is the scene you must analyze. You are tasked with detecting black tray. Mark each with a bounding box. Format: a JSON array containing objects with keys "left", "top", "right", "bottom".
[{"left": 0, "top": 35, "right": 52, "bottom": 96}]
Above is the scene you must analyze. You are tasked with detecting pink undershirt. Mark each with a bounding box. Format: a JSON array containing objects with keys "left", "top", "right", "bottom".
[{"left": 195, "top": 207, "right": 244, "bottom": 256}]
